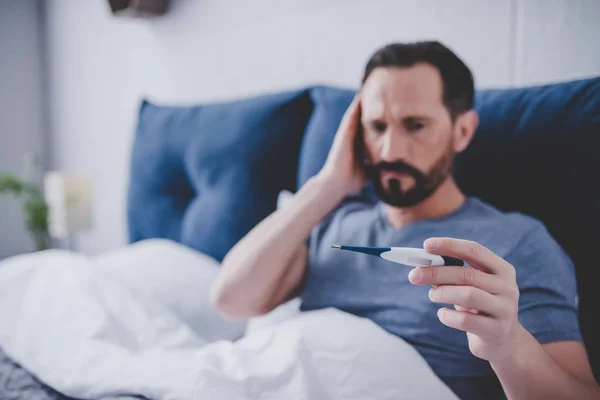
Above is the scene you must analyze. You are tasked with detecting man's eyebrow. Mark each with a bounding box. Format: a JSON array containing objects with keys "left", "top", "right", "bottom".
[
  {"left": 403, "top": 115, "right": 433, "bottom": 122},
  {"left": 363, "top": 117, "right": 383, "bottom": 122},
  {"left": 362, "top": 115, "right": 433, "bottom": 123}
]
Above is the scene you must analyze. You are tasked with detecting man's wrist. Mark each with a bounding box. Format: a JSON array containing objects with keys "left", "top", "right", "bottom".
[
  {"left": 291, "top": 173, "right": 348, "bottom": 221},
  {"left": 490, "top": 324, "right": 533, "bottom": 371},
  {"left": 311, "top": 172, "right": 349, "bottom": 202}
]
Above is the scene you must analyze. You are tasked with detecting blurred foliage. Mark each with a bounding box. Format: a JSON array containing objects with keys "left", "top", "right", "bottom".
[{"left": 0, "top": 159, "right": 50, "bottom": 251}]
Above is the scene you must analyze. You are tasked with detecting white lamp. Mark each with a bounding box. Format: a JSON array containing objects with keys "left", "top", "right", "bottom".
[{"left": 44, "top": 172, "right": 93, "bottom": 249}]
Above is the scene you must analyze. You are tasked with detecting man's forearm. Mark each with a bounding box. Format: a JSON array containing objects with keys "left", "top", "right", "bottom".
[
  {"left": 491, "top": 326, "right": 600, "bottom": 399},
  {"left": 210, "top": 174, "right": 346, "bottom": 317}
]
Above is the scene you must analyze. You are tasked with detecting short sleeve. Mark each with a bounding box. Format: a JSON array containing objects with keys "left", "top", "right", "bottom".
[
  {"left": 306, "top": 198, "right": 344, "bottom": 254},
  {"left": 506, "top": 223, "right": 583, "bottom": 344},
  {"left": 305, "top": 192, "right": 373, "bottom": 250}
]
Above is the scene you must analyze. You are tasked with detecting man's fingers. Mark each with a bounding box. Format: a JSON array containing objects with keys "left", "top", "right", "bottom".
[
  {"left": 437, "top": 307, "right": 498, "bottom": 338},
  {"left": 340, "top": 95, "right": 361, "bottom": 128},
  {"left": 429, "top": 285, "right": 505, "bottom": 317},
  {"left": 454, "top": 305, "right": 478, "bottom": 314},
  {"left": 424, "top": 237, "right": 513, "bottom": 276},
  {"left": 408, "top": 266, "right": 504, "bottom": 294},
  {"left": 330, "top": 95, "right": 361, "bottom": 150}
]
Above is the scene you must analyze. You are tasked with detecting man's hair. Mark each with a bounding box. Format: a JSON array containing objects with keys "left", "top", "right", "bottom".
[{"left": 362, "top": 41, "right": 474, "bottom": 120}]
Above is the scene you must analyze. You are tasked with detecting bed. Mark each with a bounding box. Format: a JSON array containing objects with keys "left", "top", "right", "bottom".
[
  {"left": 1, "top": 77, "right": 599, "bottom": 398},
  {"left": 0, "top": 348, "right": 142, "bottom": 400},
  {"left": 127, "top": 78, "right": 600, "bottom": 380},
  {"left": 0, "top": 346, "right": 68, "bottom": 400}
]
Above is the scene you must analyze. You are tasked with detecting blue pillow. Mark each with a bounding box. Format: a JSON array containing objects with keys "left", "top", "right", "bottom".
[
  {"left": 298, "top": 79, "right": 600, "bottom": 376},
  {"left": 128, "top": 89, "right": 314, "bottom": 262},
  {"left": 296, "top": 86, "right": 355, "bottom": 189}
]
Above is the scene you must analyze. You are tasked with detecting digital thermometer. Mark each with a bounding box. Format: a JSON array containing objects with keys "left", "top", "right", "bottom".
[{"left": 329, "top": 244, "right": 464, "bottom": 267}]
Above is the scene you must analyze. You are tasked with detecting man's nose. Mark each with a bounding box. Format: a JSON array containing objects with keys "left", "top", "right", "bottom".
[{"left": 380, "top": 131, "right": 408, "bottom": 162}]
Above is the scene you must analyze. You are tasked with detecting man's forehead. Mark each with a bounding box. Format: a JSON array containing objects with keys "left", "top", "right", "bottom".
[{"left": 360, "top": 64, "right": 445, "bottom": 118}]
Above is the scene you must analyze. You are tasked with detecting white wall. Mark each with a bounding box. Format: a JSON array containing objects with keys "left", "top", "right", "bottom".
[
  {"left": 0, "top": 0, "right": 46, "bottom": 258},
  {"left": 514, "top": 0, "right": 600, "bottom": 84},
  {"left": 42, "top": 0, "right": 600, "bottom": 255}
]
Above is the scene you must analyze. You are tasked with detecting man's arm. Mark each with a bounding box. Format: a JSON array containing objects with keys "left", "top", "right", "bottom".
[
  {"left": 492, "top": 333, "right": 600, "bottom": 399},
  {"left": 210, "top": 95, "right": 365, "bottom": 319},
  {"left": 209, "top": 174, "right": 346, "bottom": 319},
  {"left": 409, "top": 238, "right": 600, "bottom": 400}
]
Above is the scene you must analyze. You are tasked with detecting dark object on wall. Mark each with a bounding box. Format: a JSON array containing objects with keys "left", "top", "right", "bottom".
[{"left": 107, "top": 0, "right": 169, "bottom": 17}]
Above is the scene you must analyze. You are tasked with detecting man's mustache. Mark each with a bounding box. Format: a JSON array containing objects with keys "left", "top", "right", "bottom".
[{"left": 370, "top": 161, "right": 424, "bottom": 178}]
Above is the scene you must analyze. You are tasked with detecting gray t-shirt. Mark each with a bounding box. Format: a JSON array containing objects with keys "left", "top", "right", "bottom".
[{"left": 300, "top": 196, "right": 582, "bottom": 400}]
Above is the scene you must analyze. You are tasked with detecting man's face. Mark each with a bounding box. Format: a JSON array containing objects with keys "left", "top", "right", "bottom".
[{"left": 360, "top": 64, "right": 457, "bottom": 207}]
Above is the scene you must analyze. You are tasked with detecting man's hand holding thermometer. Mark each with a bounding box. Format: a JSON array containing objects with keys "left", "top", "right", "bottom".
[{"left": 331, "top": 237, "right": 526, "bottom": 365}]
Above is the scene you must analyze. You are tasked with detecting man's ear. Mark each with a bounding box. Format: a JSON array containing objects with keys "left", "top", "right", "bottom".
[{"left": 452, "top": 110, "right": 479, "bottom": 153}]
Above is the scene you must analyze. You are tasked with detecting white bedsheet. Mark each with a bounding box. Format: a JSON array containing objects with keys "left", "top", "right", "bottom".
[{"left": 0, "top": 240, "right": 458, "bottom": 400}]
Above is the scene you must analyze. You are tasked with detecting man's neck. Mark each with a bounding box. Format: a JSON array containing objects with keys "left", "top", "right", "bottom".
[{"left": 384, "top": 177, "right": 466, "bottom": 229}]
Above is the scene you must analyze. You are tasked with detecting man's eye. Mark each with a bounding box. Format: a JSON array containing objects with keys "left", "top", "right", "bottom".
[
  {"left": 372, "top": 122, "right": 387, "bottom": 133},
  {"left": 406, "top": 120, "right": 425, "bottom": 132}
]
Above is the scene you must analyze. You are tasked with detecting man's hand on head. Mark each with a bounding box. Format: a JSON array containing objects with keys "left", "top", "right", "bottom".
[
  {"left": 408, "top": 237, "right": 528, "bottom": 363},
  {"left": 317, "top": 94, "right": 368, "bottom": 198}
]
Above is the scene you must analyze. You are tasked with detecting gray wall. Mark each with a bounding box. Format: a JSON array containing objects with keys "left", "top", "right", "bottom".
[{"left": 0, "top": 0, "right": 46, "bottom": 258}]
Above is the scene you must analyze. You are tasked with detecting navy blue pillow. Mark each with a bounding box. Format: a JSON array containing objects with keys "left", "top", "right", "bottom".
[
  {"left": 298, "top": 79, "right": 600, "bottom": 377},
  {"left": 128, "top": 89, "right": 313, "bottom": 262},
  {"left": 297, "top": 86, "right": 356, "bottom": 189}
]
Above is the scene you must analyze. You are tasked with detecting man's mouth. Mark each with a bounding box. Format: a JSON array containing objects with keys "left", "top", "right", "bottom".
[
  {"left": 380, "top": 171, "right": 415, "bottom": 190},
  {"left": 380, "top": 171, "right": 410, "bottom": 181}
]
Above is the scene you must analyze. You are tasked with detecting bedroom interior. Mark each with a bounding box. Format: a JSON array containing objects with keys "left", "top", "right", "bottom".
[{"left": 1, "top": 0, "right": 599, "bottom": 399}]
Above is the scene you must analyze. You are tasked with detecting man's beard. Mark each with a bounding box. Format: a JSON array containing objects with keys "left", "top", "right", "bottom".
[{"left": 365, "top": 146, "right": 455, "bottom": 208}]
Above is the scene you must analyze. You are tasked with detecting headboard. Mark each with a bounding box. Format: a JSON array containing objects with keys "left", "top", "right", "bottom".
[{"left": 127, "top": 77, "right": 600, "bottom": 378}]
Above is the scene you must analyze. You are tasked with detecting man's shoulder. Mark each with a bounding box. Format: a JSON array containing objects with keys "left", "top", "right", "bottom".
[
  {"left": 473, "top": 199, "right": 572, "bottom": 266},
  {"left": 466, "top": 197, "right": 546, "bottom": 235},
  {"left": 439, "top": 197, "right": 569, "bottom": 266}
]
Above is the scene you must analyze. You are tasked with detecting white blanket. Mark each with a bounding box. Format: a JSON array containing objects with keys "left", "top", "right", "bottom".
[{"left": 0, "top": 240, "right": 458, "bottom": 400}]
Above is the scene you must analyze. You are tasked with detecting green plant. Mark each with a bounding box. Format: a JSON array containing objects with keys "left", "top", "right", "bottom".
[{"left": 0, "top": 154, "right": 50, "bottom": 251}]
